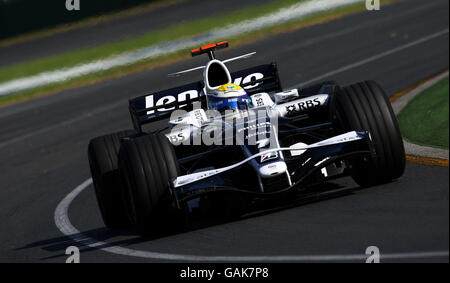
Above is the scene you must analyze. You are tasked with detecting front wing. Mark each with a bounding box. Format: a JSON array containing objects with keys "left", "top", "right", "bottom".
[{"left": 169, "top": 131, "right": 375, "bottom": 204}]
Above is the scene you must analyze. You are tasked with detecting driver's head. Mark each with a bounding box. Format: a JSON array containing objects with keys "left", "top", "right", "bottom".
[{"left": 208, "top": 83, "right": 249, "bottom": 116}]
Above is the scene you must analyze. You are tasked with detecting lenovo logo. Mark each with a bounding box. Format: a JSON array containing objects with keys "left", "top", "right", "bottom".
[{"left": 145, "top": 73, "right": 264, "bottom": 114}]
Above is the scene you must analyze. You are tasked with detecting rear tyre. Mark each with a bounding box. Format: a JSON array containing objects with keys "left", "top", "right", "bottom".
[
  {"left": 88, "top": 130, "right": 136, "bottom": 229},
  {"left": 119, "top": 134, "right": 180, "bottom": 235},
  {"left": 334, "top": 81, "right": 405, "bottom": 187}
]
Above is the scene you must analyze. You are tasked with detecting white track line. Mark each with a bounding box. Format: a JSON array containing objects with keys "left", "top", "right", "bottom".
[
  {"left": 54, "top": 178, "right": 449, "bottom": 262},
  {"left": 291, "top": 28, "right": 450, "bottom": 89},
  {"left": 282, "top": 0, "right": 444, "bottom": 55},
  {"left": 0, "top": 0, "right": 363, "bottom": 97}
]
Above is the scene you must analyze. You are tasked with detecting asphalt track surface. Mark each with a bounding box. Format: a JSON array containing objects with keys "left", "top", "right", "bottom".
[
  {"left": 0, "top": 0, "right": 448, "bottom": 262},
  {"left": 0, "top": 0, "right": 277, "bottom": 68}
]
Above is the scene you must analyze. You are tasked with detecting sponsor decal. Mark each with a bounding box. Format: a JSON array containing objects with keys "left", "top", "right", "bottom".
[
  {"left": 237, "top": 122, "right": 271, "bottom": 133},
  {"left": 250, "top": 92, "right": 274, "bottom": 108},
  {"left": 146, "top": 90, "right": 198, "bottom": 115},
  {"left": 285, "top": 97, "right": 322, "bottom": 115},
  {"left": 261, "top": 152, "right": 278, "bottom": 163},
  {"left": 286, "top": 105, "right": 297, "bottom": 115},
  {"left": 193, "top": 109, "right": 206, "bottom": 124},
  {"left": 246, "top": 130, "right": 270, "bottom": 140},
  {"left": 233, "top": 73, "right": 264, "bottom": 88},
  {"left": 274, "top": 89, "right": 299, "bottom": 103},
  {"left": 168, "top": 132, "right": 186, "bottom": 144},
  {"left": 255, "top": 97, "right": 264, "bottom": 107},
  {"left": 145, "top": 73, "right": 264, "bottom": 114}
]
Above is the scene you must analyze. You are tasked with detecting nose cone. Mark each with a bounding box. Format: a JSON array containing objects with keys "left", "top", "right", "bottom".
[{"left": 259, "top": 161, "right": 287, "bottom": 178}]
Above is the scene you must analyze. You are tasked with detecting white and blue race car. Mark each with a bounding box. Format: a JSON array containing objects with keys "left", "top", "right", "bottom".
[{"left": 88, "top": 41, "right": 405, "bottom": 235}]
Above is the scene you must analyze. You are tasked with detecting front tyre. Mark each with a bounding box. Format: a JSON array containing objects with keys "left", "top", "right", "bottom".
[
  {"left": 119, "top": 134, "right": 180, "bottom": 235},
  {"left": 334, "top": 81, "right": 405, "bottom": 187}
]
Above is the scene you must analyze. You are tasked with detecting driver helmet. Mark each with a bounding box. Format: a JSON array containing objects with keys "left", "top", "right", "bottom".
[{"left": 208, "top": 83, "right": 250, "bottom": 116}]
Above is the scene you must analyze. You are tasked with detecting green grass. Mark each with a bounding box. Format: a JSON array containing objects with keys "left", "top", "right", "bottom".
[
  {"left": 0, "top": 0, "right": 183, "bottom": 48},
  {"left": 0, "top": 0, "right": 303, "bottom": 84},
  {"left": 398, "top": 77, "right": 449, "bottom": 149},
  {"left": 0, "top": 0, "right": 401, "bottom": 106}
]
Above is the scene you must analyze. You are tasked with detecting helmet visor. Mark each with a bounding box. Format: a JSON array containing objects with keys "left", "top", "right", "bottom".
[{"left": 209, "top": 96, "right": 249, "bottom": 114}]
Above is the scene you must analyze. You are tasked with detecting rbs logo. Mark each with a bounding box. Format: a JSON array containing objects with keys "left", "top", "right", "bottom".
[{"left": 66, "top": 0, "right": 80, "bottom": 11}]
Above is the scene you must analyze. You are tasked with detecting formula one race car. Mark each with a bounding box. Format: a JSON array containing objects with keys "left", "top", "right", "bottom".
[{"left": 88, "top": 41, "right": 405, "bottom": 235}]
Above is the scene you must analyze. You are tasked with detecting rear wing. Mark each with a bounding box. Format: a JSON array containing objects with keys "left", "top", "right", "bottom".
[
  {"left": 129, "top": 63, "right": 282, "bottom": 131},
  {"left": 191, "top": 41, "right": 229, "bottom": 59}
]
